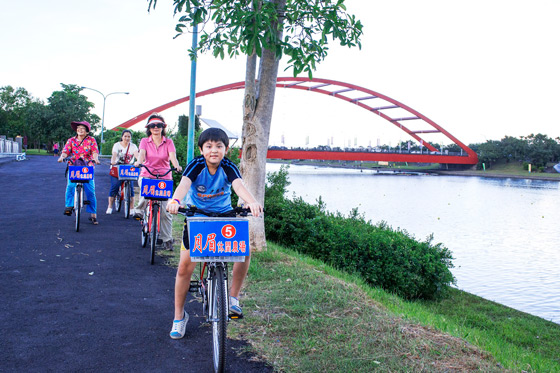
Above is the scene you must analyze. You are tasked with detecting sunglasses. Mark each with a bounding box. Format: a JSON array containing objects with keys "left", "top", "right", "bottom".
[{"left": 148, "top": 123, "right": 164, "bottom": 129}]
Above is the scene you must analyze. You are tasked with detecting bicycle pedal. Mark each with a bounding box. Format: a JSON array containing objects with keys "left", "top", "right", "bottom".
[
  {"left": 83, "top": 200, "right": 91, "bottom": 205},
  {"left": 188, "top": 280, "right": 200, "bottom": 293},
  {"left": 228, "top": 313, "right": 244, "bottom": 320}
]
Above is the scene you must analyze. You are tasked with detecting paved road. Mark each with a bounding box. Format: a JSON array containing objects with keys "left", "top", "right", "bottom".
[{"left": 0, "top": 156, "right": 271, "bottom": 372}]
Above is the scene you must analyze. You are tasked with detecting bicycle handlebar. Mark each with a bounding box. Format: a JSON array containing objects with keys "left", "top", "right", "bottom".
[
  {"left": 139, "top": 164, "right": 177, "bottom": 178},
  {"left": 177, "top": 205, "right": 252, "bottom": 217}
]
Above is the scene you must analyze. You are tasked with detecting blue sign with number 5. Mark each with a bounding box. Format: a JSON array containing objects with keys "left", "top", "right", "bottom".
[{"left": 188, "top": 218, "right": 250, "bottom": 258}]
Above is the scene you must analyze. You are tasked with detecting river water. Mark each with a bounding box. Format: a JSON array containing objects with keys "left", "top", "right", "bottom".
[{"left": 266, "top": 163, "right": 560, "bottom": 324}]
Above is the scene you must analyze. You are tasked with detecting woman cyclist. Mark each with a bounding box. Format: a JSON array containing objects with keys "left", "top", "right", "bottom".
[
  {"left": 133, "top": 113, "right": 183, "bottom": 250},
  {"left": 57, "top": 121, "right": 101, "bottom": 224},
  {"left": 106, "top": 130, "right": 139, "bottom": 214}
]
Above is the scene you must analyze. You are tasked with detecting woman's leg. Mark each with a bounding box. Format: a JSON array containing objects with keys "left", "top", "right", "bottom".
[
  {"left": 159, "top": 199, "right": 173, "bottom": 244},
  {"left": 134, "top": 177, "right": 147, "bottom": 217},
  {"left": 83, "top": 179, "right": 97, "bottom": 215},
  {"left": 107, "top": 176, "right": 120, "bottom": 213},
  {"left": 65, "top": 177, "right": 76, "bottom": 208}
]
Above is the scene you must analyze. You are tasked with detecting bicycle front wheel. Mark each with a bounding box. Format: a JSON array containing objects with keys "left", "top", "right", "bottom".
[
  {"left": 115, "top": 183, "right": 122, "bottom": 212},
  {"left": 74, "top": 185, "right": 82, "bottom": 232},
  {"left": 150, "top": 203, "right": 159, "bottom": 265},
  {"left": 141, "top": 213, "right": 148, "bottom": 247},
  {"left": 211, "top": 265, "right": 228, "bottom": 373},
  {"left": 124, "top": 182, "right": 131, "bottom": 219}
]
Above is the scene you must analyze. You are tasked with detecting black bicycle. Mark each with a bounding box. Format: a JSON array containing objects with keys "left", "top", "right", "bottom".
[
  {"left": 139, "top": 165, "right": 176, "bottom": 264},
  {"left": 178, "top": 205, "right": 251, "bottom": 373}
]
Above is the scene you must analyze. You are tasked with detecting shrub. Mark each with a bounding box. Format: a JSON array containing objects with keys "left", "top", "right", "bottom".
[{"left": 264, "top": 166, "right": 455, "bottom": 300}]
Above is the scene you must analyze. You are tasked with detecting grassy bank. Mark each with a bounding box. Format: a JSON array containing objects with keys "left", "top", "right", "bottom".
[
  {"left": 163, "top": 222, "right": 560, "bottom": 371},
  {"left": 435, "top": 162, "right": 560, "bottom": 181},
  {"left": 24, "top": 149, "right": 50, "bottom": 155},
  {"left": 230, "top": 244, "right": 560, "bottom": 372}
]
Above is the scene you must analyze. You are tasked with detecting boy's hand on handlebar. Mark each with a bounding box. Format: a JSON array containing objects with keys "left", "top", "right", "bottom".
[
  {"left": 246, "top": 202, "right": 263, "bottom": 218},
  {"left": 167, "top": 201, "right": 181, "bottom": 215}
]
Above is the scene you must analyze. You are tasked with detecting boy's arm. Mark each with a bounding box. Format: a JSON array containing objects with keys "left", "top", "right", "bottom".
[
  {"left": 167, "top": 176, "right": 192, "bottom": 214},
  {"left": 232, "top": 178, "right": 263, "bottom": 217}
]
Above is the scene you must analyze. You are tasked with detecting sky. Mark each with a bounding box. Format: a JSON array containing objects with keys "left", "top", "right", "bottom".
[{"left": 2, "top": 0, "right": 559, "bottom": 149}]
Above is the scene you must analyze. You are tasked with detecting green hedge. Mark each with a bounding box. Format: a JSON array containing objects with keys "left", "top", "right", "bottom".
[{"left": 264, "top": 166, "right": 455, "bottom": 300}]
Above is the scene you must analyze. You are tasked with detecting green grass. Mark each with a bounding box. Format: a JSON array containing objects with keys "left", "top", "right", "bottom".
[
  {"left": 453, "top": 161, "right": 560, "bottom": 179},
  {"left": 24, "top": 149, "right": 50, "bottom": 155},
  {"left": 163, "top": 219, "right": 560, "bottom": 371},
  {"left": 229, "top": 244, "right": 560, "bottom": 372}
]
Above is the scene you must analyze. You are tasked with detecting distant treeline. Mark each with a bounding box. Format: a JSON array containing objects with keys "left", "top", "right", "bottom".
[{"left": 0, "top": 85, "right": 100, "bottom": 150}]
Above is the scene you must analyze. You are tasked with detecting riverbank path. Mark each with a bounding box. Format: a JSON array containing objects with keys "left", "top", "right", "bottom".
[{"left": 0, "top": 155, "right": 271, "bottom": 372}]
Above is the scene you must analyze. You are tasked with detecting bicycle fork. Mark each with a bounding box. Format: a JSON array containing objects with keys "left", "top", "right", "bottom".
[
  {"left": 147, "top": 202, "right": 161, "bottom": 235},
  {"left": 207, "top": 265, "right": 229, "bottom": 323}
]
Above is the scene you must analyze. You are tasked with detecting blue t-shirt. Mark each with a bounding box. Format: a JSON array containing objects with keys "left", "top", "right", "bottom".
[{"left": 183, "top": 156, "right": 242, "bottom": 213}]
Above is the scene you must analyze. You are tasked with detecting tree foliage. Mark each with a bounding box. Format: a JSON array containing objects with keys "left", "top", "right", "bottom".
[
  {"left": 178, "top": 114, "right": 201, "bottom": 137},
  {"left": 470, "top": 134, "right": 560, "bottom": 170},
  {"left": 0, "top": 84, "right": 100, "bottom": 150},
  {"left": 147, "top": 0, "right": 363, "bottom": 250},
  {"left": 148, "top": 0, "right": 363, "bottom": 77}
]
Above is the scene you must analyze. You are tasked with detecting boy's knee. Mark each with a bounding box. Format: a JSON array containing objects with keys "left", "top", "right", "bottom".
[{"left": 177, "top": 260, "right": 194, "bottom": 277}]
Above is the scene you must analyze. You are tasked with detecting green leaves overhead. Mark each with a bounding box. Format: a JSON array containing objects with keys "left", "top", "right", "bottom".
[{"left": 147, "top": 0, "right": 363, "bottom": 78}]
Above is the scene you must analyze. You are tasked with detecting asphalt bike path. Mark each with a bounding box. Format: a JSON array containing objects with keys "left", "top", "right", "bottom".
[{"left": 0, "top": 156, "right": 272, "bottom": 372}]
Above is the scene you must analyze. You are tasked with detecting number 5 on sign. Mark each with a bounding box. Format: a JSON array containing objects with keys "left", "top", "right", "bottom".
[
  {"left": 188, "top": 218, "right": 250, "bottom": 258},
  {"left": 221, "top": 224, "right": 236, "bottom": 239}
]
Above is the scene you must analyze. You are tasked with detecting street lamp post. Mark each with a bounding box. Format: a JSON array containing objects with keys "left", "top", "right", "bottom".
[{"left": 80, "top": 86, "right": 129, "bottom": 149}]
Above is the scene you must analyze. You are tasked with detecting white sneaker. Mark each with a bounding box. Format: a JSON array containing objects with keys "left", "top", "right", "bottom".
[
  {"left": 132, "top": 209, "right": 143, "bottom": 220},
  {"left": 106, "top": 207, "right": 113, "bottom": 214},
  {"left": 229, "top": 296, "right": 243, "bottom": 316},
  {"left": 169, "top": 311, "right": 188, "bottom": 339}
]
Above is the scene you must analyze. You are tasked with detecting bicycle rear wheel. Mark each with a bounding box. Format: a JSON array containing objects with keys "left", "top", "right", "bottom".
[
  {"left": 74, "top": 185, "right": 82, "bottom": 232},
  {"left": 124, "top": 182, "right": 131, "bottom": 219},
  {"left": 150, "top": 203, "right": 159, "bottom": 265},
  {"left": 211, "top": 265, "right": 227, "bottom": 373}
]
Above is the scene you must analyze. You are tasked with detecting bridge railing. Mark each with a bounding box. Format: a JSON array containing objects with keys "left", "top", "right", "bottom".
[{"left": 268, "top": 146, "right": 468, "bottom": 157}]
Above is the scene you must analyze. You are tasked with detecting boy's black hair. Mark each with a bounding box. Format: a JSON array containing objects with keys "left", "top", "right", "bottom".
[{"left": 198, "top": 127, "right": 229, "bottom": 148}]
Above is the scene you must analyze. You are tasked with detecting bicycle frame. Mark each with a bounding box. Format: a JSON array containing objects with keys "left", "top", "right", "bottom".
[
  {"left": 146, "top": 200, "right": 161, "bottom": 235},
  {"left": 74, "top": 183, "right": 83, "bottom": 232},
  {"left": 138, "top": 165, "right": 176, "bottom": 264}
]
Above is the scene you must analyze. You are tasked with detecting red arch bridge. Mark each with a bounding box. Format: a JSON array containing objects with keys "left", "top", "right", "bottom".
[{"left": 114, "top": 77, "right": 478, "bottom": 165}]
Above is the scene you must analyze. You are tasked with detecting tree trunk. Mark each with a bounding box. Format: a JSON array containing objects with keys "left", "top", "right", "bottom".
[{"left": 239, "top": 0, "right": 285, "bottom": 251}]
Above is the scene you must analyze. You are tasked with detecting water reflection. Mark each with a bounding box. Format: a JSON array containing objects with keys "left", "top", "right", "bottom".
[{"left": 266, "top": 163, "right": 560, "bottom": 323}]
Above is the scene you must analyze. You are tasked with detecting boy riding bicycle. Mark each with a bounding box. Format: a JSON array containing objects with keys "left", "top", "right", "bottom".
[{"left": 166, "top": 128, "right": 263, "bottom": 339}]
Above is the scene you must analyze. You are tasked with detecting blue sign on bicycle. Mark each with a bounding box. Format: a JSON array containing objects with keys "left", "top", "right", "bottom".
[
  {"left": 140, "top": 178, "right": 173, "bottom": 199},
  {"left": 188, "top": 218, "right": 250, "bottom": 261},
  {"left": 118, "top": 165, "right": 140, "bottom": 180},
  {"left": 69, "top": 166, "right": 94, "bottom": 182}
]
